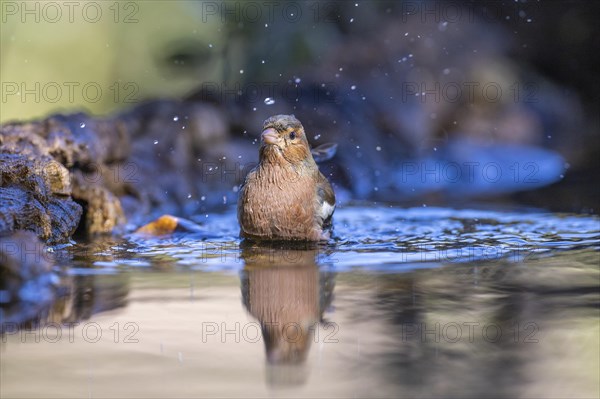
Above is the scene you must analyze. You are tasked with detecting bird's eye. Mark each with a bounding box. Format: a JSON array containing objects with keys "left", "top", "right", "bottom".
[{"left": 289, "top": 131, "right": 296, "bottom": 140}]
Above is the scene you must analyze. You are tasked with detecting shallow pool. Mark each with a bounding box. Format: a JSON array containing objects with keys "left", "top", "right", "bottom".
[{"left": 2, "top": 205, "right": 599, "bottom": 398}]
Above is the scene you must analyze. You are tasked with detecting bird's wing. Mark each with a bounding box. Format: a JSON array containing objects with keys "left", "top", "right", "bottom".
[
  {"left": 311, "top": 143, "right": 338, "bottom": 163},
  {"left": 316, "top": 172, "right": 336, "bottom": 228}
]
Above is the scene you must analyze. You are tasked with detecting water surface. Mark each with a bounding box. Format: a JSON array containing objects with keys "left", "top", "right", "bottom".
[{"left": 2, "top": 206, "right": 599, "bottom": 398}]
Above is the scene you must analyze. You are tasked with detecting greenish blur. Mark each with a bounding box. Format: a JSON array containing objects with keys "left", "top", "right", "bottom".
[{"left": 1, "top": 0, "right": 234, "bottom": 122}]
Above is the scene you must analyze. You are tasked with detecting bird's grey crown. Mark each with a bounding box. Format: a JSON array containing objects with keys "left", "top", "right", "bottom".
[{"left": 263, "top": 114, "right": 303, "bottom": 132}]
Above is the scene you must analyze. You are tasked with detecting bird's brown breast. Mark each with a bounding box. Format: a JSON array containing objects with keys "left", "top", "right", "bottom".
[{"left": 238, "top": 163, "right": 324, "bottom": 241}]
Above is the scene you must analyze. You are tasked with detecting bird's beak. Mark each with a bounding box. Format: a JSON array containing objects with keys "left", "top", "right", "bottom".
[{"left": 261, "top": 128, "right": 279, "bottom": 145}]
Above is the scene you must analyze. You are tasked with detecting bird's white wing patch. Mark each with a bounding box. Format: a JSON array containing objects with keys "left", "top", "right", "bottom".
[{"left": 319, "top": 201, "right": 335, "bottom": 221}]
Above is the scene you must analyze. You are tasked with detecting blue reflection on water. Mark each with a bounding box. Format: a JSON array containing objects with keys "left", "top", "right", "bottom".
[{"left": 81, "top": 206, "right": 600, "bottom": 276}]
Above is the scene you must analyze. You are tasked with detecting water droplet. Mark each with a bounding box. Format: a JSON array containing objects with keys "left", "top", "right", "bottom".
[
  {"left": 314, "top": 134, "right": 321, "bottom": 140},
  {"left": 376, "top": 146, "right": 381, "bottom": 151},
  {"left": 239, "top": 69, "right": 244, "bottom": 74},
  {"left": 153, "top": 140, "right": 158, "bottom": 145},
  {"left": 208, "top": 44, "right": 213, "bottom": 48},
  {"left": 264, "top": 97, "right": 275, "bottom": 105},
  {"left": 201, "top": 196, "right": 206, "bottom": 201},
  {"left": 252, "top": 107, "right": 257, "bottom": 111},
  {"left": 404, "top": 32, "right": 409, "bottom": 36},
  {"left": 356, "top": 145, "right": 360, "bottom": 149},
  {"left": 233, "top": 186, "right": 239, "bottom": 192},
  {"left": 443, "top": 68, "right": 450, "bottom": 75},
  {"left": 265, "top": 23, "right": 268, "bottom": 27},
  {"left": 173, "top": 116, "right": 179, "bottom": 121},
  {"left": 351, "top": 85, "right": 357, "bottom": 90},
  {"left": 350, "top": 18, "right": 354, "bottom": 23},
  {"left": 187, "top": 194, "right": 192, "bottom": 199},
  {"left": 294, "top": 77, "right": 301, "bottom": 84},
  {"left": 79, "top": 123, "right": 86, "bottom": 128}
]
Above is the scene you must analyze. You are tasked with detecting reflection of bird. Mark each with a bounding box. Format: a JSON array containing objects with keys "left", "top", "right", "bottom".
[
  {"left": 237, "top": 115, "right": 335, "bottom": 241},
  {"left": 240, "top": 243, "right": 335, "bottom": 387}
]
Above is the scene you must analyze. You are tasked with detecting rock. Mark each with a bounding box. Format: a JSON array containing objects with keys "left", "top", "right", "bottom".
[
  {"left": 0, "top": 153, "right": 82, "bottom": 243},
  {"left": 1, "top": 101, "right": 245, "bottom": 242},
  {"left": 70, "top": 171, "right": 125, "bottom": 235},
  {"left": 0, "top": 112, "right": 131, "bottom": 241}
]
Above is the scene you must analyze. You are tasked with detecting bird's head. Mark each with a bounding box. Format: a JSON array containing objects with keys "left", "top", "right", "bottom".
[{"left": 259, "top": 115, "right": 314, "bottom": 166}]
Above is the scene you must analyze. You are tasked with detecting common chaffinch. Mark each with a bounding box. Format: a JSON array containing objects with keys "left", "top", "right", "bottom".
[{"left": 237, "top": 115, "right": 335, "bottom": 241}]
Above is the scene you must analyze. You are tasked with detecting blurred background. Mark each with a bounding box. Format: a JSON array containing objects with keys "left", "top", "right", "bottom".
[
  {"left": 1, "top": 0, "right": 598, "bottom": 213},
  {"left": 2, "top": 3, "right": 599, "bottom": 397}
]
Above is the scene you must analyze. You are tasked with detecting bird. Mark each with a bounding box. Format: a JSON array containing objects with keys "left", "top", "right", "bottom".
[{"left": 237, "top": 114, "right": 335, "bottom": 241}]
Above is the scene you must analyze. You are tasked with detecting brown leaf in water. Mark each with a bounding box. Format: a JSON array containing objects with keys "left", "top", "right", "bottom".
[{"left": 134, "top": 215, "right": 180, "bottom": 236}]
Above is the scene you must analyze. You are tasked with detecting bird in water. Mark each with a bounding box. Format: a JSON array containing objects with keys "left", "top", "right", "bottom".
[{"left": 237, "top": 115, "right": 336, "bottom": 241}]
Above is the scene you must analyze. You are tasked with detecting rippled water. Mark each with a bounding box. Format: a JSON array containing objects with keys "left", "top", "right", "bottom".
[{"left": 2, "top": 206, "right": 599, "bottom": 398}]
